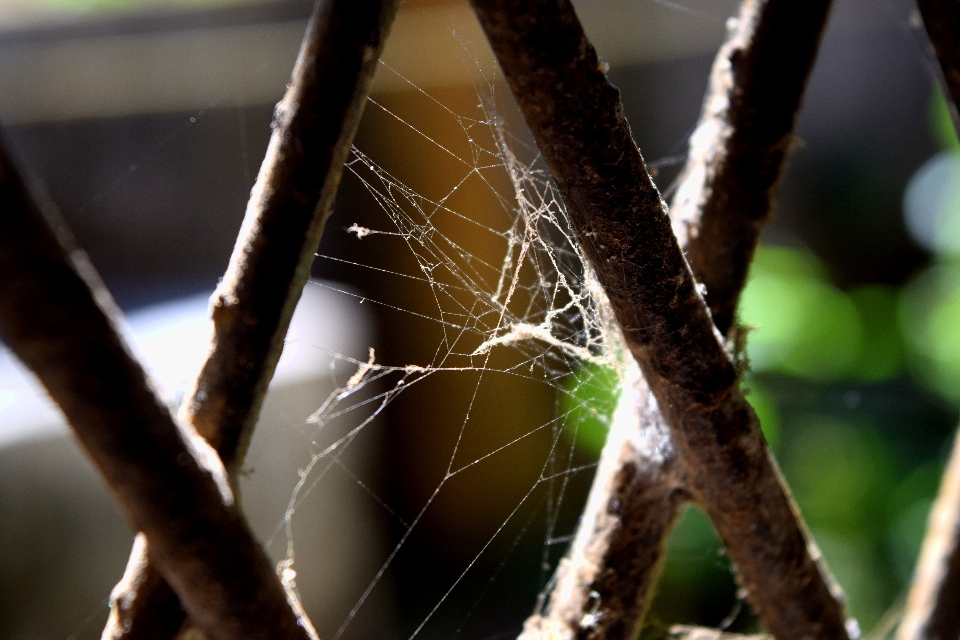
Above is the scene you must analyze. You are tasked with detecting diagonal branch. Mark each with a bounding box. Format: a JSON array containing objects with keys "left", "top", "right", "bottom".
[
  {"left": 468, "top": 1, "right": 849, "bottom": 638},
  {"left": 518, "top": 2, "right": 833, "bottom": 637},
  {"left": 671, "top": 0, "right": 832, "bottom": 337},
  {"left": 897, "top": 6, "right": 960, "bottom": 640},
  {"left": 182, "top": 0, "right": 399, "bottom": 472},
  {"left": 0, "top": 135, "right": 311, "bottom": 640},
  {"left": 899, "top": 424, "right": 960, "bottom": 640},
  {"left": 525, "top": 0, "right": 829, "bottom": 640},
  {"left": 101, "top": 0, "right": 401, "bottom": 638}
]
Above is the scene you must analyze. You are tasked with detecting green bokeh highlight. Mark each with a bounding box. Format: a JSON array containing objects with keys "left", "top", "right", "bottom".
[
  {"left": 784, "top": 417, "right": 898, "bottom": 534},
  {"left": 739, "top": 246, "right": 862, "bottom": 381},
  {"left": 931, "top": 88, "right": 960, "bottom": 154},
  {"left": 644, "top": 505, "right": 743, "bottom": 634},
  {"left": 739, "top": 245, "right": 905, "bottom": 384},
  {"left": 561, "top": 361, "right": 621, "bottom": 456},
  {"left": 887, "top": 460, "right": 943, "bottom": 581},
  {"left": 743, "top": 375, "right": 780, "bottom": 452},
  {"left": 850, "top": 286, "right": 905, "bottom": 381},
  {"left": 900, "top": 262, "right": 960, "bottom": 405}
]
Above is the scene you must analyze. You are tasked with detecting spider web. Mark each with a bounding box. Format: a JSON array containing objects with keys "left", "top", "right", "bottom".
[{"left": 263, "top": 55, "right": 638, "bottom": 640}]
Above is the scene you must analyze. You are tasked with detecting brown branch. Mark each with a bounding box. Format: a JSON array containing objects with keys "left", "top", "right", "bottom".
[
  {"left": 896, "top": 6, "right": 960, "bottom": 640},
  {"left": 898, "top": 424, "right": 960, "bottom": 640},
  {"left": 0, "top": 135, "right": 311, "bottom": 640},
  {"left": 101, "top": 0, "right": 401, "bottom": 638},
  {"left": 183, "top": 0, "right": 399, "bottom": 470},
  {"left": 521, "top": 366, "right": 686, "bottom": 640},
  {"left": 468, "top": 1, "right": 849, "bottom": 639},
  {"left": 671, "top": 0, "right": 832, "bottom": 337},
  {"left": 513, "top": 1, "right": 833, "bottom": 638}
]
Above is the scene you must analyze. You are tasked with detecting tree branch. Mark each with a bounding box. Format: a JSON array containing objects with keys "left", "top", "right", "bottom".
[
  {"left": 184, "top": 0, "right": 399, "bottom": 471},
  {"left": 521, "top": 364, "right": 686, "bottom": 640},
  {"left": 899, "top": 425, "right": 960, "bottom": 640},
  {"left": 101, "top": 0, "right": 400, "bottom": 638},
  {"left": 517, "top": 2, "right": 833, "bottom": 636},
  {"left": 671, "top": 0, "right": 831, "bottom": 337},
  {"left": 0, "top": 135, "right": 311, "bottom": 640},
  {"left": 896, "top": 7, "right": 960, "bottom": 639},
  {"left": 468, "top": 1, "right": 848, "bottom": 638}
]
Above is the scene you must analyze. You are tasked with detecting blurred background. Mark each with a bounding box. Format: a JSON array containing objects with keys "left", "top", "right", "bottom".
[{"left": 0, "top": 0, "right": 957, "bottom": 638}]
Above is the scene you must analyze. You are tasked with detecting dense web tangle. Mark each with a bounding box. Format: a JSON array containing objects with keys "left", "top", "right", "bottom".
[{"left": 274, "top": 60, "right": 639, "bottom": 640}]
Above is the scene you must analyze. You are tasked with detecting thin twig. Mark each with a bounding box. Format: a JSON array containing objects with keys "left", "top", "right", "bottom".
[
  {"left": 668, "top": 625, "right": 770, "bottom": 640},
  {"left": 867, "top": 596, "right": 903, "bottom": 640},
  {"left": 468, "top": 1, "right": 849, "bottom": 638},
  {"left": 101, "top": 0, "right": 400, "bottom": 638},
  {"left": 0, "top": 135, "right": 311, "bottom": 640},
  {"left": 518, "top": 2, "right": 833, "bottom": 637},
  {"left": 896, "top": 6, "right": 960, "bottom": 639},
  {"left": 898, "top": 426, "right": 960, "bottom": 640}
]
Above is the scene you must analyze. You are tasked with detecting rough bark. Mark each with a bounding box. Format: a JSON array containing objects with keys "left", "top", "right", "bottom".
[
  {"left": 102, "top": 0, "right": 400, "bottom": 638},
  {"left": 182, "top": 0, "right": 398, "bottom": 471},
  {"left": 0, "top": 134, "right": 311, "bottom": 640},
  {"left": 468, "top": 1, "right": 849, "bottom": 639},
  {"left": 510, "top": 1, "right": 834, "bottom": 638},
  {"left": 897, "top": 6, "right": 960, "bottom": 640},
  {"left": 671, "top": 0, "right": 832, "bottom": 336}
]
